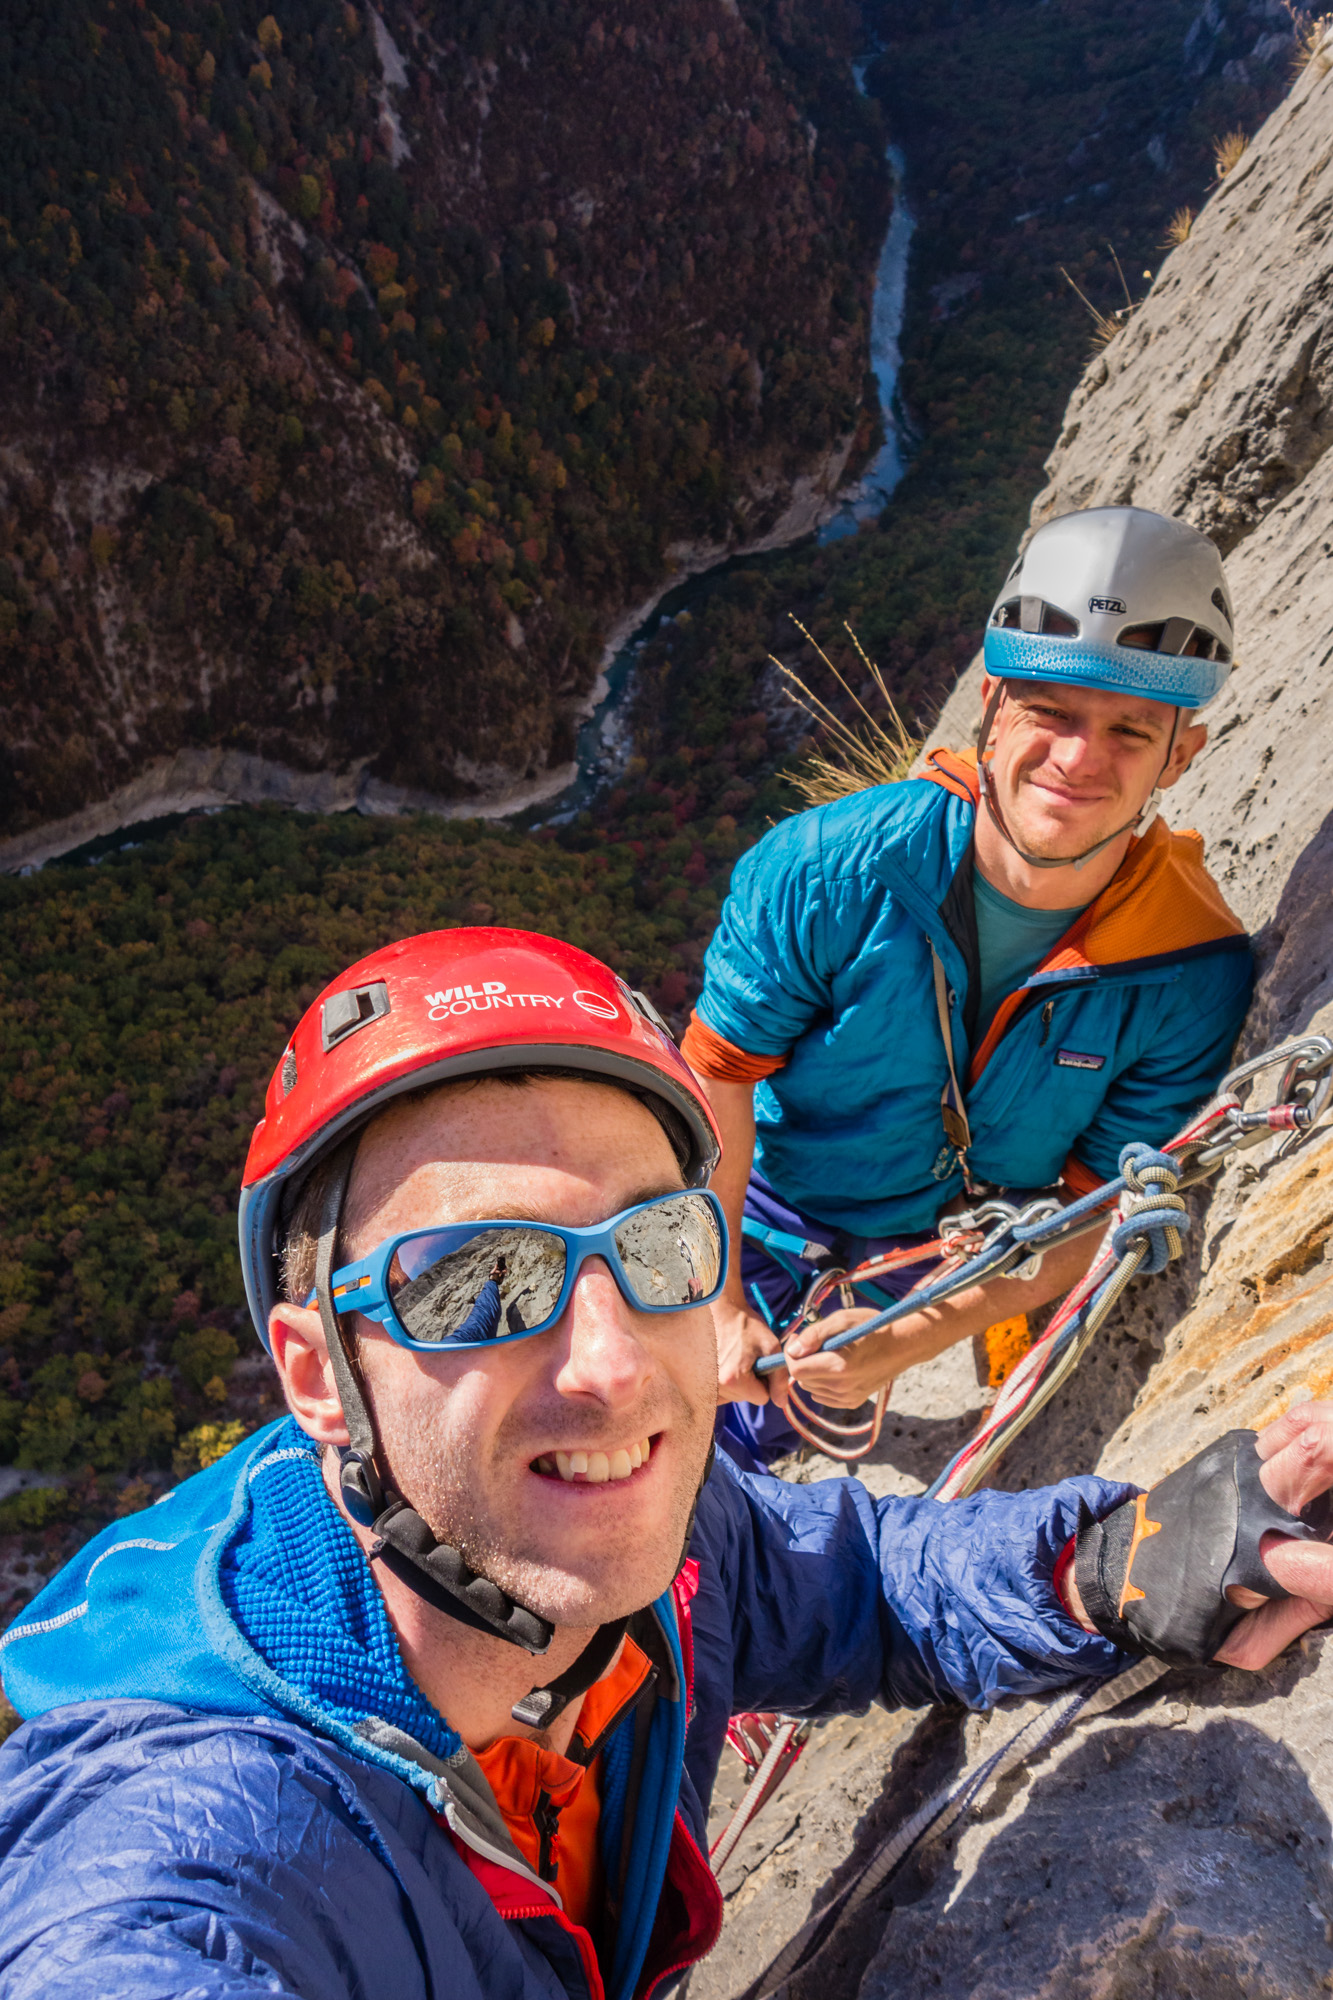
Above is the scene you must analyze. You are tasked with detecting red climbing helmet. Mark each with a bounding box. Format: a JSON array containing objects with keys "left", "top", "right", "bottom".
[{"left": 238, "top": 928, "right": 721, "bottom": 1349}]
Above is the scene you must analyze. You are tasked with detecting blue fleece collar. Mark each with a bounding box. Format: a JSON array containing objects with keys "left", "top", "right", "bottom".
[{"left": 206, "top": 1420, "right": 463, "bottom": 1790}]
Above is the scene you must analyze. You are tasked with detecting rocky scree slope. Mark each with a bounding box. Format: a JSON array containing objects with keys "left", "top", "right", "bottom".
[
  {"left": 695, "top": 38, "right": 1333, "bottom": 2000},
  {"left": 0, "top": 0, "right": 882, "bottom": 840}
]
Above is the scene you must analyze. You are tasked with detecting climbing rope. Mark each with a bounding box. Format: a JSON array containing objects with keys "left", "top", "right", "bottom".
[
  {"left": 752, "top": 1032, "right": 1333, "bottom": 1499},
  {"left": 770, "top": 1232, "right": 987, "bottom": 1463},
  {"left": 743, "top": 1654, "right": 1169, "bottom": 2000},
  {"left": 713, "top": 1034, "right": 1333, "bottom": 1888}
]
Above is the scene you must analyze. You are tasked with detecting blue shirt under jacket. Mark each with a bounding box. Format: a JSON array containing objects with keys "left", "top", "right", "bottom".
[
  {"left": 695, "top": 774, "right": 1252, "bottom": 1234},
  {"left": 0, "top": 1418, "right": 1133, "bottom": 2000}
]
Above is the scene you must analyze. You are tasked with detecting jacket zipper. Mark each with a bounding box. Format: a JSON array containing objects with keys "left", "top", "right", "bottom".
[
  {"left": 1039, "top": 999, "right": 1055, "bottom": 1047},
  {"left": 534, "top": 1790, "right": 562, "bottom": 1882}
]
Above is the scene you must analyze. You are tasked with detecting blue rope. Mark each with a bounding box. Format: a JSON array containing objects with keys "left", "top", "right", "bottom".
[
  {"left": 1111, "top": 1203, "right": 1189, "bottom": 1274},
  {"left": 751, "top": 1145, "right": 1190, "bottom": 1378}
]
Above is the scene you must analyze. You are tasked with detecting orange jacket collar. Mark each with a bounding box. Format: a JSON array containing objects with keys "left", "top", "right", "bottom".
[{"left": 917, "top": 745, "right": 1245, "bottom": 1085}]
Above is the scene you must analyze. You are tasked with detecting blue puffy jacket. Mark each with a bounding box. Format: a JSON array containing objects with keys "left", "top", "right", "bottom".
[
  {"left": 0, "top": 1418, "right": 1133, "bottom": 2000},
  {"left": 690, "top": 756, "right": 1251, "bottom": 1234}
]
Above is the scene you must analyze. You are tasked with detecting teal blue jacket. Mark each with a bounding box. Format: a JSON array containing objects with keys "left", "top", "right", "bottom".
[{"left": 691, "top": 755, "right": 1251, "bottom": 1234}]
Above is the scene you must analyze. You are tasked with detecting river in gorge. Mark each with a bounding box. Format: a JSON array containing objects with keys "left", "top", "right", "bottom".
[
  {"left": 30, "top": 71, "right": 915, "bottom": 871},
  {"left": 541, "top": 96, "right": 916, "bottom": 824}
]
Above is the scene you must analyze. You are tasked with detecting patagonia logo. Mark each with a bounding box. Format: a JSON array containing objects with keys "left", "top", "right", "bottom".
[
  {"left": 1087, "top": 596, "right": 1126, "bottom": 615},
  {"left": 1056, "top": 1048, "right": 1106, "bottom": 1071}
]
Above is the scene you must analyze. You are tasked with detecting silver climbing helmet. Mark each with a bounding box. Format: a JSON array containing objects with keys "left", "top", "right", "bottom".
[{"left": 983, "top": 505, "right": 1234, "bottom": 710}]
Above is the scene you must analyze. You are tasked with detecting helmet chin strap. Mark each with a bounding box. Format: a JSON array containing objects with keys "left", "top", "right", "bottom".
[
  {"left": 312, "top": 1140, "right": 703, "bottom": 1729},
  {"left": 975, "top": 684, "right": 1177, "bottom": 874}
]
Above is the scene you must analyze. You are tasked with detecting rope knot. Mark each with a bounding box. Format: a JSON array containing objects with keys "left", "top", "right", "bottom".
[
  {"left": 1113, "top": 1145, "right": 1189, "bottom": 1273},
  {"left": 1118, "top": 1143, "right": 1180, "bottom": 1197}
]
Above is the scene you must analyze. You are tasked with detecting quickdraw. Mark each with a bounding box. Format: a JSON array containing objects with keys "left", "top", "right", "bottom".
[
  {"left": 753, "top": 1033, "right": 1333, "bottom": 1499},
  {"left": 709, "top": 1712, "right": 813, "bottom": 1873},
  {"left": 713, "top": 1034, "right": 1333, "bottom": 1878}
]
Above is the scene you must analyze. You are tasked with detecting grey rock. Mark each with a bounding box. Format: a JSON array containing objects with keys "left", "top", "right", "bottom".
[{"left": 706, "top": 45, "right": 1333, "bottom": 2000}]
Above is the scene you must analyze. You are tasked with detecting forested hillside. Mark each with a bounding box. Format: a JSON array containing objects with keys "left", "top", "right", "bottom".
[
  {"left": 0, "top": 0, "right": 1298, "bottom": 1610},
  {"left": 0, "top": 0, "right": 882, "bottom": 834}
]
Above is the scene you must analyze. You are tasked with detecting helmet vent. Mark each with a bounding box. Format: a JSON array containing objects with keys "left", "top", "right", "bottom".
[
  {"left": 280, "top": 1049, "right": 298, "bottom": 1095},
  {"left": 1117, "top": 619, "right": 1230, "bottom": 664},
  {"left": 322, "top": 981, "right": 392, "bottom": 1051},
  {"left": 630, "top": 988, "right": 676, "bottom": 1040},
  {"left": 1211, "top": 586, "right": 1233, "bottom": 629},
  {"left": 991, "top": 596, "right": 1080, "bottom": 638}
]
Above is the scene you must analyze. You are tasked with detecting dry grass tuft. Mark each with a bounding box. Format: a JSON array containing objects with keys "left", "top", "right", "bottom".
[
  {"left": 1059, "top": 266, "right": 1126, "bottom": 348},
  {"left": 1293, "top": 10, "right": 1333, "bottom": 73},
  {"left": 1060, "top": 242, "right": 1139, "bottom": 349},
  {"left": 775, "top": 616, "right": 919, "bottom": 807},
  {"left": 1164, "top": 206, "right": 1195, "bottom": 247},
  {"left": 1213, "top": 130, "right": 1249, "bottom": 178}
]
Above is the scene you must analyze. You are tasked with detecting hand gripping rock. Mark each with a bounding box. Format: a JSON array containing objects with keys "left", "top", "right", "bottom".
[{"left": 1073, "top": 1428, "right": 1332, "bottom": 1666}]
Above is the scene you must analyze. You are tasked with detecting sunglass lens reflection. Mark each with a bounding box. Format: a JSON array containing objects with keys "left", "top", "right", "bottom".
[
  {"left": 613, "top": 1193, "right": 722, "bottom": 1308},
  {"left": 390, "top": 1227, "right": 567, "bottom": 1343}
]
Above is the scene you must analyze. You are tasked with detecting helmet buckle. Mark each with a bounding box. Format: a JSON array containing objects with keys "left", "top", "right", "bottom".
[{"left": 338, "top": 1447, "right": 385, "bottom": 1527}]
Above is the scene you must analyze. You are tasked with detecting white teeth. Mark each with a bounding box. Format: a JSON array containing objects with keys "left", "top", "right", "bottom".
[{"left": 552, "top": 1437, "right": 654, "bottom": 1482}]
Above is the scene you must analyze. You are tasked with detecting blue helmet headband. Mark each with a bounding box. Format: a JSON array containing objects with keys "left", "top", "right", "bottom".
[{"left": 981, "top": 504, "right": 1234, "bottom": 713}]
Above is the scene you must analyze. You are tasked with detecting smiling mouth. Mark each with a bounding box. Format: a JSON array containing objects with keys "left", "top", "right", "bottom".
[
  {"left": 532, "top": 1436, "right": 655, "bottom": 1484},
  {"left": 1026, "top": 777, "right": 1111, "bottom": 807}
]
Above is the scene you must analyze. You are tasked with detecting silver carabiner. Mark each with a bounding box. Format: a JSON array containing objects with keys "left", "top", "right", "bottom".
[{"left": 1221, "top": 1034, "right": 1333, "bottom": 1103}]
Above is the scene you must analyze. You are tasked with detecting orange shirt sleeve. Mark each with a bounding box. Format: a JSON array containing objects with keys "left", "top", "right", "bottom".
[
  {"left": 1061, "top": 1152, "right": 1113, "bottom": 1201},
  {"left": 680, "top": 1009, "right": 787, "bottom": 1084}
]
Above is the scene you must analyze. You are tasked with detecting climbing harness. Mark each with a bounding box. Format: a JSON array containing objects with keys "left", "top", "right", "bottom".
[
  {"left": 753, "top": 1032, "right": 1333, "bottom": 1503},
  {"left": 714, "top": 1033, "right": 1333, "bottom": 1883}
]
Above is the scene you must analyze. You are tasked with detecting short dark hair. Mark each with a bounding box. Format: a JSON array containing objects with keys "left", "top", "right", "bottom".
[{"left": 279, "top": 1068, "right": 692, "bottom": 1304}]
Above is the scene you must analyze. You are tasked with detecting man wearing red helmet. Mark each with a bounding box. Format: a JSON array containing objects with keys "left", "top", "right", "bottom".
[{"left": 1, "top": 928, "right": 1330, "bottom": 2000}]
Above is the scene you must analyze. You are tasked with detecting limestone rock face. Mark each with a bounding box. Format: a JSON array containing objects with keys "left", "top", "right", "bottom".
[{"left": 702, "top": 41, "right": 1333, "bottom": 2000}]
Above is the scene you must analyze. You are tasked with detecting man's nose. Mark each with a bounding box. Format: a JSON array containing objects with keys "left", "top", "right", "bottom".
[
  {"left": 1048, "top": 725, "right": 1103, "bottom": 777},
  {"left": 552, "top": 1258, "right": 654, "bottom": 1405}
]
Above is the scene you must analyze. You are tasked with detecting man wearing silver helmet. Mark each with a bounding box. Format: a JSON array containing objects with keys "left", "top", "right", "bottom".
[{"left": 682, "top": 506, "right": 1253, "bottom": 1464}]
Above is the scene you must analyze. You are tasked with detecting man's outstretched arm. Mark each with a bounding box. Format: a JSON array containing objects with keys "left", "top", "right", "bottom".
[
  {"left": 689, "top": 1404, "right": 1333, "bottom": 1736},
  {"left": 687, "top": 1451, "right": 1138, "bottom": 1737}
]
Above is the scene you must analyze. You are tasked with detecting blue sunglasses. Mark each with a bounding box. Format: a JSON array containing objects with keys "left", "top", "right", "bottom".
[{"left": 315, "top": 1190, "right": 728, "bottom": 1353}]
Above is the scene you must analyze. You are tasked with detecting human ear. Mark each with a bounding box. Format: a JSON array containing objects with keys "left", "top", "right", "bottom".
[
  {"left": 268, "top": 1303, "right": 352, "bottom": 1446},
  {"left": 1160, "top": 718, "right": 1209, "bottom": 789}
]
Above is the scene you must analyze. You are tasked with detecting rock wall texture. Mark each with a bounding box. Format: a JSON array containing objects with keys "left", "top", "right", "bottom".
[{"left": 697, "top": 36, "right": 1333, "bottom": 2000}]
